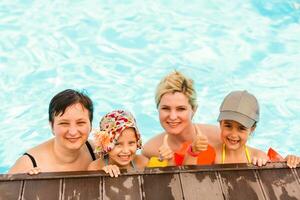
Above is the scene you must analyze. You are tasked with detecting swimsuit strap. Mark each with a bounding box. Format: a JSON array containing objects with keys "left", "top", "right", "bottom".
[
  {"left": 131, "top": 160, "right": 136, "bottom": 170},
  {"left": 244, "top": 145, "right": 251, "bottom": 163},
  {"left": 222, "top": 144, "right": 251, "bottom": 164},
  {"left": 23, "top": 153, "right": 37, "bottom": 168},
  {"left": 85, "top": 141, "right": 96, "bottom": 161},
  {"left": 222, "top": 143, "right": 226, "bottom": 164},
  {"left": 104, "top": 155, "right": 109, "bottom": 166}
]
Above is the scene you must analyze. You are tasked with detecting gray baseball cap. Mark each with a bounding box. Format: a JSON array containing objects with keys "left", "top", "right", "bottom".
[{"left": 217, "top": 90, "right": 259, "bottom": 128}]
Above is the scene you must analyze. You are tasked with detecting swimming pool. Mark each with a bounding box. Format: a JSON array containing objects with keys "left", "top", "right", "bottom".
[{"left": 1, "top": 0, "right": 300, "bottom": 173}]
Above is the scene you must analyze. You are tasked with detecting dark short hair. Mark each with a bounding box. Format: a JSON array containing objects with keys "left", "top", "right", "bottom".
[{"left": 48, "top": 89, "right": 93, "bottom": 125}]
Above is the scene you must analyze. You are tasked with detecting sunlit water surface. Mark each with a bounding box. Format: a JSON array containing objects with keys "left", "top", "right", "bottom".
[{"left": 1, "top": 0, "right": 300, "bottom": 173}]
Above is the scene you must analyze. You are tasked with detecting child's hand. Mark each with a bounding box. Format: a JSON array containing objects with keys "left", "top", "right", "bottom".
[
  {"left": 27, "top": 167, "right": 41, "bottom": 175},
  {"left": 191, "top": 125, "right": 208, "bottom": 153},
  {"left": 102, "top": 165, "right": 121, "bottom": 177},
  {"left": 158, "top": 134, "right": 173, "bottom": 161},
  {"left": 251, "top": 156, "right": 268, "bottom": 167},
  {"left": 285, "top": 155, "right": 300, "bottom": 168}
]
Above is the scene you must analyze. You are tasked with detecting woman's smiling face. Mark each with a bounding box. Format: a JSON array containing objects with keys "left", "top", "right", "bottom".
[{"left": 158, "top": 92, "right": 194, "bottom": 136}]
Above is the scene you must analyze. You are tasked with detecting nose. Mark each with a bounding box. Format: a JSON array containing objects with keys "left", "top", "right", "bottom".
[
  {"left": 169, "top": 110, "right": 177, "bottom": 120},
  {"left": 230, "top": 128, "right": 239, "bottom": 137},
  {"left": 121, "top": 145, "right": 130, "bottom": 153},
  {"left": 68, "top": 125, "right": 78, "bottom": 136}
]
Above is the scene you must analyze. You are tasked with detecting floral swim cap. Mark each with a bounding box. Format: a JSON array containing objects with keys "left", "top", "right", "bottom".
[{"left": 94, "top": 110, "right": 142, "bottom": 155}]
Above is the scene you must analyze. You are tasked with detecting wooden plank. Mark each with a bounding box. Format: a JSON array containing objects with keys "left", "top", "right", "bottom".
[
  {"left": 143, "top": 173, "right": 183, "bottom": 200},
  {"left": 258, "top": 168, "right": 300, "bottom": 200},
  {"left": 103, "top": 175, "right": 142, "bottom": 200},
  {"left": 180, "top": 171, "right": 224, "bottom": 200},
  {"left": 0, "top": 180, "right": 23, "bottom": 200},
  {"left": 63, "top": 177, "right": 101, "bottom": 200},
  {"left": 296, "top": 168, "right": 300, "bottom": 184},
  {"left": 218, "top": 169, "right": 265, "bottom": 200},
  {"left": 22, "top": 179, "right": 61, "bottom": 200}
]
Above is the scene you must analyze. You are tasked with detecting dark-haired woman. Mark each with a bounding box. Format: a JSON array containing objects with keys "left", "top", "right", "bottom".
[{"left": 9, "top": 89, "right": 96, "bottom": 174}]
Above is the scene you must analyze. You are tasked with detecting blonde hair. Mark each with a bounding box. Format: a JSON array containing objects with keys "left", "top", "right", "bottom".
[{"left": 155, "top": 71, "right": 198, "bottom": 110}]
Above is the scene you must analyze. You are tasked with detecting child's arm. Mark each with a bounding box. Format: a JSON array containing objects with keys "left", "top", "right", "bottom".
[{"left": 285, "top": 155, "right": 300, "bottom": 168}]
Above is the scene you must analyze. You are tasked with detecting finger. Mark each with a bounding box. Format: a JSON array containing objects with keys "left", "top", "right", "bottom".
[
  {"left": 163, "top": 134, "right": 169, "bottom": 146},
  {"left": 257, "top": 158, "right": 263, "bottom": 167},
  {"left": 160, "top": 150, "right": 173, "bottom": 160},
  {"left": 252, "top": 157, "right": 257, "bottom": 165},
  {"left": 108, "top": 169, "right": 114, "bottom": 177},
  {"left": 194, "top": 125, "right": 203, "bottom": 136},
  {"left": 290, "top": 158, "right": 297, "bottom": 168},
  {"left": 113, "top": 166, "right": 120, "bottom": 177},
  {"left": 195, "top": 144, "right": 208, "bottom": 151},
  {"left": 112, "top": 169, "right": 118, "bottom": 177},
  {"left": 103, "top": 166, "right": 109, "bottom": 174},
  {"left": 33, "top": 168, "right": 39, "bottom": 175},
  {"left": 158, "top": 154, "right": 163, "bottom": 162},
  {"left": 262, "top": 159, "right": 268, "bottom": 166}
]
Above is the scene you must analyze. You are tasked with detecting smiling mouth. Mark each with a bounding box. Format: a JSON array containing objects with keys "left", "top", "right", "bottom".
[
  {"left": 227, "top": 137, "right": 240, "bottom": 145},
  {"left": 66, "top": 138, "right": 80, "bottom": 143},
  {"left": 118, "top": 155, "right": 131, "bottom": 161},
  {"left": 167, "top": 122, "right": 180, "bottom": 127}
]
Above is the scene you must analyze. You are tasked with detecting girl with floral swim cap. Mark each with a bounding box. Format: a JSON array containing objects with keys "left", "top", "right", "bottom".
[{"left": 87, "top": 110, "right": 149, "bottom": 177}]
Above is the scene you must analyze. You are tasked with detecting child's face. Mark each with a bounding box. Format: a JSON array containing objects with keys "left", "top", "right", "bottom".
[
  {"left": 108, "top": 128, "right": 138, "bottom": 167},
  {"left": 220, "top": 120, "right": 254, "bottom": 150}
]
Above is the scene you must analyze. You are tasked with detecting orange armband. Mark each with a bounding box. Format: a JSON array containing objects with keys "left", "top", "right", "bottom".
[{"left": 267, "top": 147, "right": 284, "bottom": 162}]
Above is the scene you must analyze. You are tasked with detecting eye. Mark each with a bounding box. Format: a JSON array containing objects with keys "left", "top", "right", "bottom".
[
  {"left": 160, "top": 107, "right": 170, "bottom": 110},
  {"left": 129, "top": 141, "right": 137, "bottom": 145},
  {"left": 239, "top": 126, "right": 247, "bottom": 131},
  {"left": 58, "top": 122, "right": 69, "bottom": 126},
  {"left": 177, "top": 107, "right": 186, "bottom": 111},
  {"left": 77, "top": 121, "right": 86, "bottom": 125},
  {"left": 224, "top": 123, "right": 231, "bottom": 127}
]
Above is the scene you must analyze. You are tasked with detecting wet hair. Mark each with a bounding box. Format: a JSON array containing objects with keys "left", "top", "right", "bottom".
[
  {"left": 48, "top": 89, "right": 93, "bottom": 125},
  {"left": 155, "top": 70, "right": 198, "bottom": 110}
]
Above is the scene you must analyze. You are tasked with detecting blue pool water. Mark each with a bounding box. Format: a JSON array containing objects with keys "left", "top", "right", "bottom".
[{"left": 1, "top": 0, "right": 300, "bottom": 173}]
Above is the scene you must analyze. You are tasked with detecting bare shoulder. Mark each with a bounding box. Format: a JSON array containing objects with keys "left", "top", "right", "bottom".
[
  {"left": 8, "top": 140, "right": 50, "bottom": 174},
  {"left": 196, "top": 123, "right": 221, "bottom": 147},
  {"left": 135, "top": 154, "right": 149, "bottom": 169},
  {"left": 142, "top": 133, "right": 165, "bottom": 158},
  {"left": 87, "top": 158, "right": 104, "bottom": 171},
  {"left": 8, "top": 154, "right": 35, "bottom": 174}
]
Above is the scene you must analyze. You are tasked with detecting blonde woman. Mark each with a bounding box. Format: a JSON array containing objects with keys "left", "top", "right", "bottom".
[{"left": 142, "top": 71, "right": 220, "bottom": 166}]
